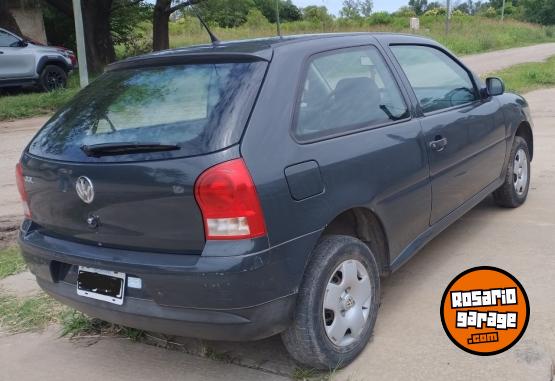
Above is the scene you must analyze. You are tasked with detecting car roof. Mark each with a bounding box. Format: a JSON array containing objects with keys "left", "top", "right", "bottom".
[{"left": 107, "top": 33, "right": 437, "bottom": 71}]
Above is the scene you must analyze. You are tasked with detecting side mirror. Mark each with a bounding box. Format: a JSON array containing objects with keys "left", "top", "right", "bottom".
[
  {"left": 9, "top": 40, "right": 27, "bottom": 48},
  {"left": 486, "top": 77, "right": 505, "bottom": 96}
]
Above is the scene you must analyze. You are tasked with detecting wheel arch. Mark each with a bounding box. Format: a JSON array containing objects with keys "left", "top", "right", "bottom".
[
  {"left": 36, "top": 56, "right": 71, "bottom": 76},
  {"left": 515, "top": 121, "right": 533, "bottom": 161},
  {"left": 320, "top": 207, "right": 390, "bottom": 276}
]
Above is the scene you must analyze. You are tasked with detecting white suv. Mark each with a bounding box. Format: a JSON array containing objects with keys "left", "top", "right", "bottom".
[{"left": 0, "top": 28, "right": 74, "bottom": 91}]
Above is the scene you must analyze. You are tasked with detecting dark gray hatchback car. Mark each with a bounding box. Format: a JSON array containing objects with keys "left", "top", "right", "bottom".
[{"left": 17, "top": 33, "right": 533, "bottom": 369}]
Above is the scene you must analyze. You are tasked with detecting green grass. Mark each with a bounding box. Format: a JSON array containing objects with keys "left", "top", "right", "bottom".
[
  {"left": 0, "top": 293, "right": 67, "bottom": 333},
  {"left": 0, "top": 74, "right": 79, "bottom": 121},
  {"left": 60, "top": 310, "right": 144, "bottom": 341},
  {"left": 489, "top": 55, "right": 555, "bottom": 94},
  {"left": 0, "top": 247, "right": 26, "bottom": 279},
  {"left": 156, "top": 16, "right": 555, "bottom": 56}
]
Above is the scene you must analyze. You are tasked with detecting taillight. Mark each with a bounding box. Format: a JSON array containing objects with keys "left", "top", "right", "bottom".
[
  {"left": 194, "top": 159, "right": 266, "bottom": 240},
  {"left": 15, "top": 162, "right": 31, "bottom": 218}
]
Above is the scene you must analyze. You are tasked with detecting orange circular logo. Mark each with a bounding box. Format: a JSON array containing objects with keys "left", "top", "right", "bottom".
[{"left": 440, "top": 267, "right": 529, "bottom": 355}]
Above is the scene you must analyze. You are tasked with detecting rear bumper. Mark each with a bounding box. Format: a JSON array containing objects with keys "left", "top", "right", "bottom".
[{"left": 19, "top": 224, "right": 321, "bottom": 341}]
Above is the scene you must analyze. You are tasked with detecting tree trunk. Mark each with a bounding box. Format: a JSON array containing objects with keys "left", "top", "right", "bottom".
[
  {"left": 0, "top": 3, "right": 22, "bottom": 35},
  {"left": 153, "top": 0, "right": 171, "bottom": 51},
  {"left": 44, "top": 0, "right": 116, "bottom": 74},
  {"left": 82, "top": 0, "right": 115, "bottom": 74}
]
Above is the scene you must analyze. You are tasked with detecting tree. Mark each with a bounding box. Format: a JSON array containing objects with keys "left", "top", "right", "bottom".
[
  {"left": 153, "top": 0, "right": 199, "bottom": 51},
  {"left": 303, "top": 5, "right": 333, "bottom": 24},
  {"left": 195, "top": 0, "right": 255, "bottom": 28},
  {"left": 44, "top": 0, "right": 119, "bottom": 74},
  {"left": 253, "top": 0, "right": 302, "bottom": 23},
  {"left": 408, "top": 0, "right": 428, "bottom": 15},
  {"left": 340, "top": 0, "right": 361, "bottom": 19},
  {"left": 0, "top": 2, "right": 22, "bottom": 35},
  {"left": 360, "top": 0, "right": 373, "bottom": 16},
  {"left": 521, "top": 0, "right": 555, "bottom": 25}
]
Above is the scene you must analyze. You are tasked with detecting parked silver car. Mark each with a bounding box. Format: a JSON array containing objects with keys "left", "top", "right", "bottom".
[{"left": 0, "top": 28, "right": 73, "bottom": 91}]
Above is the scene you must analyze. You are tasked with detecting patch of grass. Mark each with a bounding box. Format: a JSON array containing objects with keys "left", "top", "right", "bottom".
[
  {"left": 0, "top": 74, "right": 80, "bottom": 121},
  {"left": 60, "top": 310, "right": 144, "bottom": 341},
  {"left": 488, "top": 55, "right": 555, "bottom": 94},
  {"left": 0, "top": 293, "right": 67, "bottom": 333},
  {"left": 292, "top": 367, "right": 319, "bottom": 381},
  {"left": 0, "top": 246, "right": 26, "bottom": 279}
]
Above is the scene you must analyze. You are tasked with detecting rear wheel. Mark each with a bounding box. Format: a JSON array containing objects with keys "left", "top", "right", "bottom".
[
  {"left": 493, "top": 136, "right": 531, "bottom": 208},
  {"left": 39, "top": 65, "right": 67, "bottom": 92},
  {"left": 281, "top": 235, "right": 380, "bottom": 370}
]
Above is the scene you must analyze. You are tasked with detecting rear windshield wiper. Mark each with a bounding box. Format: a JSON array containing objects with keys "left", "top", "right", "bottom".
[{"left": 81, "top": 142, "right": 180, "bottom": 157}]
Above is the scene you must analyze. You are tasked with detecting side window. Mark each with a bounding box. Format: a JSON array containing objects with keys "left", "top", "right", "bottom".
[
  {"left": 0, "top": 30, "right": 19, "bottom": 47},
  {"left": 294, "top": 46, "right": 409, "bottom": 141},
  {"left": 390, "top": 45, "right": 478, "bottom": 113}
]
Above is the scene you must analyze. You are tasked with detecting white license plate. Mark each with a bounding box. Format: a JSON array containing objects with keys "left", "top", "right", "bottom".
[{"left": 77, "top": 266, "right": 126, "bottom": 305}]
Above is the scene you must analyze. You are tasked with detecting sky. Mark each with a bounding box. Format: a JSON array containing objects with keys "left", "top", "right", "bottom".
[{"left": 293, "top": 0, "right": 408, "bottom": 15}]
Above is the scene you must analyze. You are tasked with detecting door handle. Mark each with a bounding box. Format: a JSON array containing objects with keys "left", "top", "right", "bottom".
[
  {"left": 0, "top": 51, "right": 4, "bottom": 54},
  {"left": 429, "top": 136, "right": 448, "bottom": 152}
]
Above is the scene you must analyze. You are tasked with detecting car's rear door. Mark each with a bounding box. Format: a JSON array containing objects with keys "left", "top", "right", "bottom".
[
  {"left": 0, "top": 30, "right": 35, "bottom": 80},
  {"left": 386, "top": 42, "right": 505, "bottom": 224}
]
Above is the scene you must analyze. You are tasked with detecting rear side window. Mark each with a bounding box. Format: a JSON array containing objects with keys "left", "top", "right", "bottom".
[
  {"left": 0, "top": 30, "right": 19, "bottom": 47},
  {"left": 29, "top": 61, "right": 267, "bottom": 162},
  {"left": 294, "top": 46, "right": 409, "bottom": 141},
  {"left": 390, "top": 45, "right": 478, "bottom": 113}
]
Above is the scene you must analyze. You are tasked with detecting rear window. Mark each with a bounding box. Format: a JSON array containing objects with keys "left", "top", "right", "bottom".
[{"left": 28, "top": 61, "right": 267, "bottom": 162}]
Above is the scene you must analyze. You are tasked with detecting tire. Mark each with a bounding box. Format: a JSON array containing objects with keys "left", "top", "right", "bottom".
[
  {"left": 281, "top": 235, "right": 380, "bottom": 370},
  {"left": 39, "top": 65, "right": 67, "bottom": 92},
  {"left": 493, "top": 136, "right": 531, "bottom": 208}
]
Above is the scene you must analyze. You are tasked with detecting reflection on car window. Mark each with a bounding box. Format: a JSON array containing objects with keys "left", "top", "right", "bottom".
[
  {"left": 295, "top": 46, "right": 409, "bottom": 141},
  {"left": 391, "top": 45, "right": 478, "bottom": 113},
  {"left": 28, "top": 62, "right": 267, "bottom": 162},
  {"left": 0, "top": 30, "right": 19, "bottom": 47}
]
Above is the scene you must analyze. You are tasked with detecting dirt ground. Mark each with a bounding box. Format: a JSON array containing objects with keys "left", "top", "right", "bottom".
[{"left": 1, "top": 46, "right": 555, "bottom": 380}]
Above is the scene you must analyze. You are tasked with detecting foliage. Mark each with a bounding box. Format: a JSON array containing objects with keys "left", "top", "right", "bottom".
[
  {"left": 424, "top": 7, "right": 446, "bottom": 16},
  {"left": 395, "top": 6, "right": 417, "bottom": 17},
  {"left": 302, "top": 5, "right": 334, "bottom": 26},
  {"left": 244, "top": 8, "right": 271, "bottom": 29},
  {"left": 521, "top": 0, "right": 555, "bottom": 25},
  {"left": 340, "top": 0, "right": 362, "bottom": 19},
  {"left": 253, "top": 0, "right": 302, "bottom": 23},
  {"left": 409, "top": 0, "right": 428, "bottom": 15},
  {"left": 488, "top": 55, "right": 555, "bottom": 93},
  {"left": 111, "top": 1, "right": 153, "bottom": 53},
  {"left": 360, "top": 0, "right": 373, "bottom": 17},
  {"left": 196, "top": 0, "right": 256, "bottom": 28},
  {"left": 0, "top": 247, "right": 25, "bottom": 279},
  {"left": 479, "top": 6, "right": 498, "bottom": 18},
  {"left": 368, "top": 11, "right": 394, "bottom": 25}
]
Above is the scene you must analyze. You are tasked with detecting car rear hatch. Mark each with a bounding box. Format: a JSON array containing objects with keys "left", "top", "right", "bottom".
[{"left": 20, "top": 54, "right": 268, "bottom": 254}]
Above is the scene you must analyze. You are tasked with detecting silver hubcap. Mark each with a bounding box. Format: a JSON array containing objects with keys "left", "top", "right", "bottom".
[
  {"left": 323, "top": 259, "right": 371, "bottom": 347},
  {"left": 513, "top": 148, "right": 528, "bottom": 196}
]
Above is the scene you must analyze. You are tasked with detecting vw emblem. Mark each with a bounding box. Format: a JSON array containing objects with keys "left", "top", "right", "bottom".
[{"left": 75, "top": 176, "right": 94, "bottom": 204}]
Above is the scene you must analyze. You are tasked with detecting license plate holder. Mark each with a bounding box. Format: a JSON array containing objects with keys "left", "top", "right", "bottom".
[{"left": 77, "top": 266, "right": 126, "bottom": 305}]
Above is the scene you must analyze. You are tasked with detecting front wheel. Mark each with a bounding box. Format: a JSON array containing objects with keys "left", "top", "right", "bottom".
[
  {"left": 39, "top": 65, "right": 67, "bottom": 92},
  {"left": 281, "top": 235, "right": 380, "bottom": 370},
  {"left": 493, "top": 136, "right": 531, "bottom": 208}
]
